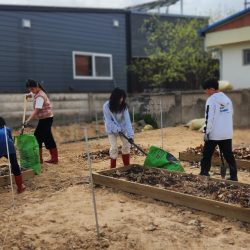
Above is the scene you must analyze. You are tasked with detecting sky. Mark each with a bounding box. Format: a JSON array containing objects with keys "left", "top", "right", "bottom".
[{"left": 0, "top": 0, "right": 247, "bottom": 18}]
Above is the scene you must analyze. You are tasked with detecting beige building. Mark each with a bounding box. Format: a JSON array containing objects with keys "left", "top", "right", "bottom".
[{"left": 201, "top": 8, "right": 250, "bottom": 89}]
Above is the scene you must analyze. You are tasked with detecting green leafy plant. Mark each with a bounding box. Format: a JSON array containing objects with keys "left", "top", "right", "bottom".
[
  {"left": 134, "top": 113, "right": 158, "bottom": 129},
  {"left": 130, "top": 15, "right": 219, "bottom": 88}
]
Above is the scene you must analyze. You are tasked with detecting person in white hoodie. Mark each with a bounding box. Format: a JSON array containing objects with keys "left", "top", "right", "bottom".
[
  {"left": 200, "top": 79, "right": 238, "bottom": 181},
  {"left": 103, "top": 88, "right": 134, "bottom": 168}
]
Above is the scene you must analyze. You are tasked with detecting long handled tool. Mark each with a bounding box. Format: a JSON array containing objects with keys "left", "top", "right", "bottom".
[
  {"left": 119, "top": 132, "right": 184, "bottom": 172},
  {"left": 119, "top": 132, "right": 147, "bottom": 156},
  {"left": 108, "top": 109, "right": 147, "bottom": 156},
  {"left": 21, "top": 96, "right": 27, "bottom": 135}
]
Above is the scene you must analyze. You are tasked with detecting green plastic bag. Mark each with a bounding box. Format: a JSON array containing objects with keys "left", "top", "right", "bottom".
[
  {"left": 144, "top": 145, "right": 184, "bottom": 172},
  {"left": 15, "top": 134, "right": 41, "bottom": 175}
]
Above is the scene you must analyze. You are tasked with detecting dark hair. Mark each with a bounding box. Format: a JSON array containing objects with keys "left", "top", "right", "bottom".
[
  {"left": 26, "top": 79, "right": 46, "bottom": 92},
  {"left": 0, "top": 117, "right": 6, "bottom": 128},
  {"left": 202, "top": 79, "right": 219, "bottom": 90},
  {"left": 109, "top": 88, "right": 127, "bottom": 113}
]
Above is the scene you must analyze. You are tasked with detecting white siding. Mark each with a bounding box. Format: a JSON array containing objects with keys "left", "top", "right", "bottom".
[
  {"left": 221, "top": 42, "right": 250, "bottom": 89},
  {"left": 205, "top": 26, "right": 250, "bottom": 48}
]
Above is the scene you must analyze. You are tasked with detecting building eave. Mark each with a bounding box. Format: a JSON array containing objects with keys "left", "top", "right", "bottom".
[{"left": 200, "top": 7, "right": 250, "bottom": 37}]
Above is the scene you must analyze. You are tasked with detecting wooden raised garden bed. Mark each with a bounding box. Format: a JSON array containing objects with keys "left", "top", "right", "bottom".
[
  {"left": 0, "top": 165, "right": 35, "bottom": 187},
  {"left": 179, "top": 151, "right": 250, "bottom": 171},
  {"left": 92, "top": 165, "right": 250, "bottom": 223}
]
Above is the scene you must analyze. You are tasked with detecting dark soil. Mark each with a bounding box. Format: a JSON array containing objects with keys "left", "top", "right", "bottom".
[
  {"left": 81, "top": 146, "right": 147, "bottom": 161},
  {"left": 104, "top": 165, "right": 250, "bottom": 208},
  {"left": 186, "top": 145, "right": 250, "bottom": 160}
]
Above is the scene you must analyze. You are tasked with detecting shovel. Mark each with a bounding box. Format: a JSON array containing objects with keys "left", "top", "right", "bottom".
[
  {"left": 21, "top": 96, "right": 27, "bottom": 135},
  {"left": 119, "top": 132, "right": 147, "bottom": 156}
]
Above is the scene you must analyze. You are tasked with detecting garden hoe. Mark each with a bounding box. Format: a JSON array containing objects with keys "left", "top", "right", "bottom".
[
  {"left": 119, "top": 132, "right": 147, "bottom": 156},
  {"left": 21, "top": 96, "right": 27, "bottom": 135}
]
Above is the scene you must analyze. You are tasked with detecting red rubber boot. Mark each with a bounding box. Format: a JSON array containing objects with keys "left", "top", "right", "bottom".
[
  {"left": 110, "top": 158, "right": 116, "bottom": 169},
  {"left": 45, "top": 148, "right": 58, "bottom": 164},
  {"left": 14, "top": 175, "right": 26, "bottom": 193},
  {"left": 39, "top": 148, "right": 43, "bottom": 164},
  {"left": 122, "top": 154, "right": 130, "bottom": 166}
]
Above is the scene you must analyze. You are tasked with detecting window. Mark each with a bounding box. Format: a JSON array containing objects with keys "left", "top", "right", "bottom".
[
  {"left": 243, "top": 49, "right": 250, "bottom": 65},
  {"left": 73, "top": 51, "right": 113, "bottom": 80}
]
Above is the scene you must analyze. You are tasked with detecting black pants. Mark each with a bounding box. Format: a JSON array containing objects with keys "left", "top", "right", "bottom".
[
  {"left": 34, "top": 117, "right": 56, "bottom": 149},
  {"left": 200, "top": 139, "right": 237, "bottom": 179},
  {"left": 0, "top": 153, "right": 21, "bottom": 176}
]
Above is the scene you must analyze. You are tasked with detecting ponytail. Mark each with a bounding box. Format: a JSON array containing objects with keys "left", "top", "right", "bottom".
[{"left": 38, "top": 82, "right": 46, "bottom": 93}]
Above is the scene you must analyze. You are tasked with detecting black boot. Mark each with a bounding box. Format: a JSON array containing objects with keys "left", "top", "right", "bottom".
[
  {"left": 199, "top": 171, "right": 210, "bottom": 177},
  {"left": 226, "top": 176, "right": 238, "bottom": 181}
]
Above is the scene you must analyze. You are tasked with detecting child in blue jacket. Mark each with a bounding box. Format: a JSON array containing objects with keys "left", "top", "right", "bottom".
[
  {"left": 0, "top": 117, "right": 25, "bottom": 193},
  {"left": 103, "top": 88, "right": 134, "bottom": 168}
]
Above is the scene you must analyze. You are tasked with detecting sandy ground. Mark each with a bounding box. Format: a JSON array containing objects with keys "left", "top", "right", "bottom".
[{"left": 0, "top": 126, "right": 250, "bottom": 250}]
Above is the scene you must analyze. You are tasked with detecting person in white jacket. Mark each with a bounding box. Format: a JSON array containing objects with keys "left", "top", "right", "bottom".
[
  {"left": 200, "top": 79, "right": 238, "bottom": 181},
  {"left": 103, "top": 88, "right": 134, "bottom": 168}
]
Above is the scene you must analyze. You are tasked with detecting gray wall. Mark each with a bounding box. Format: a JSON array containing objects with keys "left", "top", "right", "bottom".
[
  {"left": 1, "top": 90, "right": 250, "bottom": 129},
  {"left": 129, "top": 90, "right": 250, "bottom": 128},
  {"left": 0, "top": 6, "right": 128, "bottom": 93},
  {"left": 0, "top": 93, "right": 110, "bottom": 127}
]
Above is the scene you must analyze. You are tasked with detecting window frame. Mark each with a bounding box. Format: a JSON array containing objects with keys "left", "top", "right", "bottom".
[
  {"left": 72, "top": 51, "right": 113, "bottom": 80},
  {"left": 243, "top": 49, "right": 250, "bottom": 66}
]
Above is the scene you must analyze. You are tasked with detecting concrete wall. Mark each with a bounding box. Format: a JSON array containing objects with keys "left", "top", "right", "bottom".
[
  {"left": 129, "top": 90, "right": 250, "bottom": 128},
  {"left": 0, "top": 93, "right": 110, "bottom": 127},
  {"left": 1, "top": 89, "right": 250, "bottom": 129}
]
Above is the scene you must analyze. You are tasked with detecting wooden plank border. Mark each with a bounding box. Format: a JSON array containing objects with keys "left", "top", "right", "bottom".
[
  {"left": 179, "top": 151, "right": 250, "bottom": 171},
  {"left": 93, "top": 166, "right": 250, "bottom": 223},
  {"left": 0, "top": 169, "right": 35, "bottom": 187}
]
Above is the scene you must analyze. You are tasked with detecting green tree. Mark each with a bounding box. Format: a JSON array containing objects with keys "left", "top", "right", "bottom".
[{"left": 130, "top": 15, "right": 219, "bottom": 88}]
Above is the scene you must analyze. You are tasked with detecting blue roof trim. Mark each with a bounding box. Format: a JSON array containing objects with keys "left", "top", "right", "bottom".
[{"left": 199, "top": 7, "right": 250, "bottom": 37}]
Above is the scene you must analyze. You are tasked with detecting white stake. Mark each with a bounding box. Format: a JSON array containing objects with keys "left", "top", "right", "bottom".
[
  {"left": 95, "top": 112, "right": 100, "bottom": 140},
  {"left": 4, "top": 126, "right": 15, "bottom": 208},
  {"left": 84, "top": 128, "right": 100, "bottom": 238},
  {"left": 160, "top": 100, "right": 163, "bottom": 149},
  {"left": 132, "top": 106, "right": 135, "bottom": 131}
]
